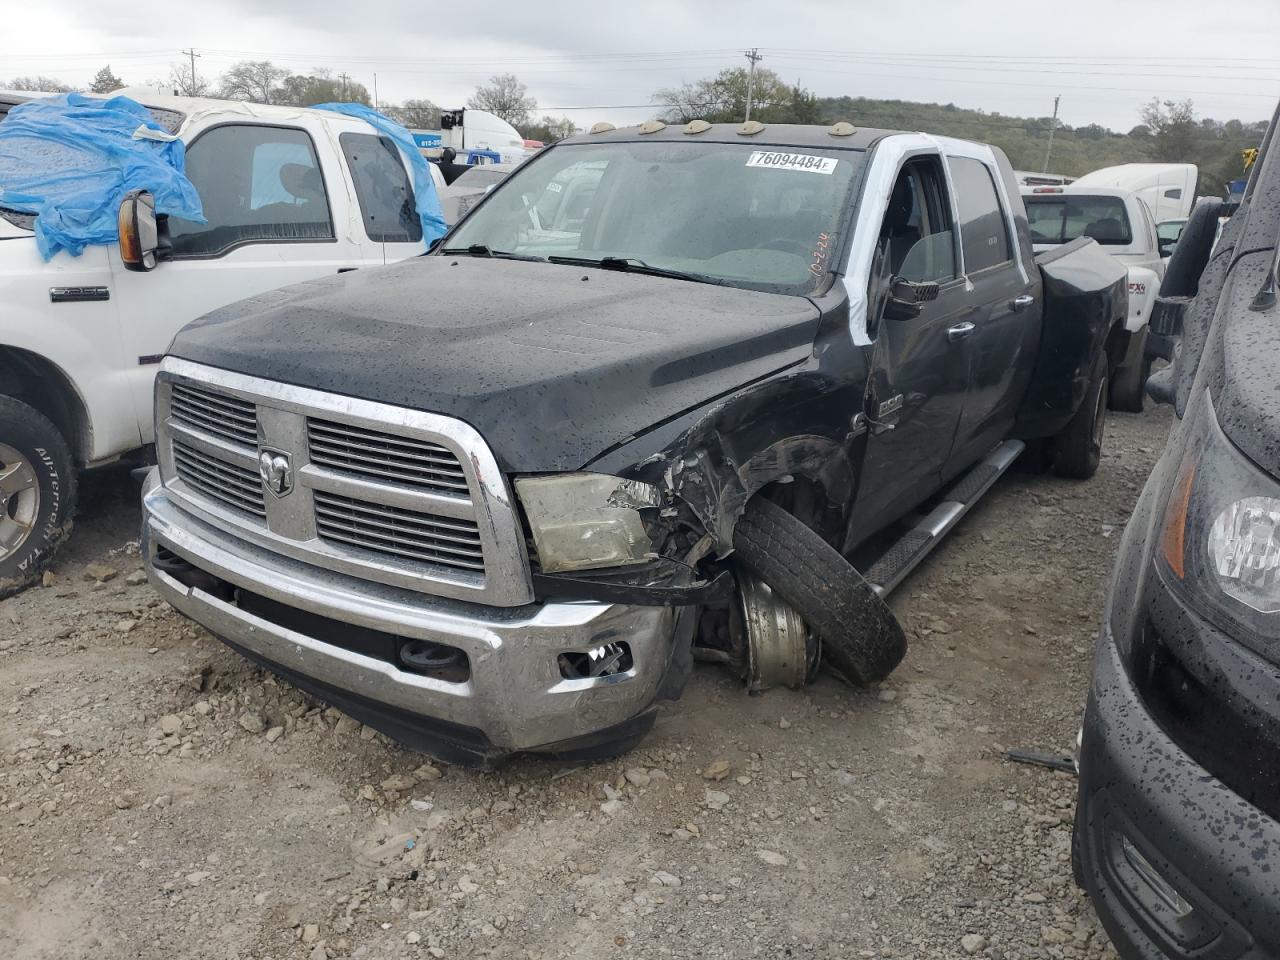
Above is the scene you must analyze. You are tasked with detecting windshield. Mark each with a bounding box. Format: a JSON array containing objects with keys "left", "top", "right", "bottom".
[
  {"left": 1024, "top": 194, "right": 1133, "bottom": 246},
  {"left": 444, "top": 140, "right": 865, "bottom": 295}
]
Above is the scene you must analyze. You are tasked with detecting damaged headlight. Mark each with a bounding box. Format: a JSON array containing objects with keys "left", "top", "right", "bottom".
[
  {"left": 1156, "top": 390, "right": 1280, "bottom": 646},
  {"left": 515, "top": 473, "right": 662, "bottom": 574}
]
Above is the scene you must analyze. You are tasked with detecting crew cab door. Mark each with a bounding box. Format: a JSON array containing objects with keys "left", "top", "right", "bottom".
[
  {"left": 942, "top": 155, "right": 1040, "bottom": 478},
  {"left": 110, "top": 119, "right": 373, "bottom": 445},
  {"left": 850, "top": 156, "right": 974, "bottom": 528}
]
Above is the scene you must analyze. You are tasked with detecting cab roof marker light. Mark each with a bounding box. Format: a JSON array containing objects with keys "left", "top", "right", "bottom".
[
  {"left": 829, "top": 121, "right": 857, "bottom": 137},
  {"left": 738, "top": 120, "right": 765, "bottom": 136},
  {"left": 683, "top": 119, "right": 711, "bottom": 135},
  {"left": 637, "top": 120, "right": 666, "bottom": 135},
  {"left": 588, "top": 122, "right": 615, "bottom": 135}
]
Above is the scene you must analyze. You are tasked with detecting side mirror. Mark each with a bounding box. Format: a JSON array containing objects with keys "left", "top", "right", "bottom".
[
  {"left": 118, "top": 189, "right": 159, "bottom": 272},
  {"left": 885, "top": 278, "right": 940, "bottom": 321},
  {"left": 1158, "top": 237, "right": 1177, "bottom": 259}
]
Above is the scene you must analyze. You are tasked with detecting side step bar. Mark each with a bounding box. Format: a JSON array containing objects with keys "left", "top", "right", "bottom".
[{"left": 863, "top": 440, "right": 1025, "bottom": 597}]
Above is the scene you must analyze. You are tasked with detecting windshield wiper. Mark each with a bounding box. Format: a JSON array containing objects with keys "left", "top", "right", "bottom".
[
  {"left": 439, "top": 243, "right": 545, "bottom": 262},
  {"left": 547, "top": 255, "right": 728, "bottom": 286}
]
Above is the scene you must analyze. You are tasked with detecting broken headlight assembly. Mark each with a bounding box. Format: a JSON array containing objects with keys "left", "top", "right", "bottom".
[
  {"left": 1156, "top": 391, "right": 1280, "bottom": 650},
  {"left": 514, "top": 473, "right": 663, "bottom": 574}
]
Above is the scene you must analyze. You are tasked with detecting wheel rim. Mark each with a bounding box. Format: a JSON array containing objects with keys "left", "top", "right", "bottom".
[
  {"left": 1090, "top": 376, "right": 1108, "bottom": 455},
  {"left": 737, "top": 571, "right": 812, "bottom": 691},
  {"left": 0, "top": 443, "right": 40, "bottom": 562}
]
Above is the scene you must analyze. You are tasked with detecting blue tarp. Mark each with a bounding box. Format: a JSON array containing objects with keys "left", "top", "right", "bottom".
[
  {"left": 0, "top": 93, "right": 204, "bottom": 261},
  {"left": 313, "top": 102, "right": 447, "bottom": 246}
]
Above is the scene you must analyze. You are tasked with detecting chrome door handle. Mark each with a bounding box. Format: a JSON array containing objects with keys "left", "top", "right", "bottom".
[
  {"left": 1012, "top": 294, "right": 1036, "bottom": 311},
  {"left": 946, "top": 321, "right": 976, "bottom": 342}
]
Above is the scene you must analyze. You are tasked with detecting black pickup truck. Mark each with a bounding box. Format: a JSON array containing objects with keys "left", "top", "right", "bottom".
[{"left": 137, "top": 120, "right": 1126, "bottom": 765}]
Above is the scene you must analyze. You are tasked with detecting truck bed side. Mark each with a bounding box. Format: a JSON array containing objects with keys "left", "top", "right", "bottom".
[{"left": 1014, "top": 237, "right": 1129, "bottom": 439}]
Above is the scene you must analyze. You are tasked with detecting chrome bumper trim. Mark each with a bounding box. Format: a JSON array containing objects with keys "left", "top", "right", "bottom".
[{"left": 142, "top": 471, "right": 678, "bottom": 751}]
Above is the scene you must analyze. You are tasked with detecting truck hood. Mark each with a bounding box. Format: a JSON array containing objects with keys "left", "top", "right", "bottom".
[
  {"left": 169, "top": 256, "right": 822, "bottom": 472},
  {"left": 0, "top": 218, "right": 33, "bottom": 240}
]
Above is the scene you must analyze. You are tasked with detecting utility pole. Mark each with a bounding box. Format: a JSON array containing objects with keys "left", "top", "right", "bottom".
[
  {"left": 1043, "top": 94, "right": 1061, "bottom": 174},
  {"left": 373, "top": 73, "right": 379, "bottom": 112},
  {"left": 743, "top": 48, "right": 763, "bottom": 123},
  {"left": 180, "top": 48, "right": 201, "bottom": 96},
  {"left": 339, "top": 72, "right": 351, "bottom": 101}
]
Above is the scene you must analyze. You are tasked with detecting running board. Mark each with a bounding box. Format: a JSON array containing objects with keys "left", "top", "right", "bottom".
[{"left": 863, "top": 440, "right": 1025, "bottom": 597}]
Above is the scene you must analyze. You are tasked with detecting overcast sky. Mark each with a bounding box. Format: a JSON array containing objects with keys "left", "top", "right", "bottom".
[{"left": 5, "top": 0, "right": 1279, "bottom": 131}]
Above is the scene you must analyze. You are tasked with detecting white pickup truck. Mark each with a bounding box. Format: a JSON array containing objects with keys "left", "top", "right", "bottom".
[
  {"left": 1021, "top": 185, "right": 1165, "bottom": 411},
  {"left": 0, "top": 90, "right": 443, "bottom": 595}
]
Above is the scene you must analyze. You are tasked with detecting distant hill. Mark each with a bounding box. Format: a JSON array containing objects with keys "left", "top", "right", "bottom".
[{"left": 814, "top": 95, "right": 1264, "bottom": 194}]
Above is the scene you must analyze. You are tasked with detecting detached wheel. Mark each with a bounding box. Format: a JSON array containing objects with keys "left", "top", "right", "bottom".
[
  {"left": 0, "top": 396, "right": 77, "bottom": 599},
  {"left": 1108, "top": 328, "right": 1152, "bottom": 413},
  {"left": 1051, "top": 351, "right": 1108, "bottom": 479},
  {"left": 732, "top": 496, "right": 907, "bottom": 685}
]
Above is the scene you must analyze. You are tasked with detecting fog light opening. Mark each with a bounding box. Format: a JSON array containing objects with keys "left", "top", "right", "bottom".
[
  {"left": 1121, "top": 836, "right": 1194, "bottom": 919},
  {"left": 398, "top": 639, "right": 471, "bottom": 683},
  {"left": 558, "top": 642, "right": 633, "bottom": 680}
]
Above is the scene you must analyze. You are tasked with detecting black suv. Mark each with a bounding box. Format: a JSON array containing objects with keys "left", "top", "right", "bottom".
[{"left": 1074, "top": 102, "right": 1280, "bottom": 957}]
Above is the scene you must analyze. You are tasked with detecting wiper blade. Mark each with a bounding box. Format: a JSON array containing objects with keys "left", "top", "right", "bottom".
[
  {"left": 439, "top": 243, "right": 544, "bottom": 262},
  {"left": 547, "top": 255, "right": 727, "bottom": 286}
]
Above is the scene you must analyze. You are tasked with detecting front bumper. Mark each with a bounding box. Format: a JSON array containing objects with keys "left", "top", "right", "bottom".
[
  {"left": 1076, "top": 626, "right": 1280, "bottom": 959},
  {"left": 142, "top": 470, "right": 691, "bottom": 765}
]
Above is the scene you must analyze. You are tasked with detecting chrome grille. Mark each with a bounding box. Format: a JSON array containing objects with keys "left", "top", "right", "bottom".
[
  {"left": 157, "top": 359, "right": 533, "bottom": 606},
  {"left": 170, "top": 383, "right": 258, "bottom": 447},
  {"left": 307, "top": 418, "right": 469, "bottom": 495},
  {"left": 172, "top": 439, "right": 265, "bottom": 518},
  {"left": 314, "top": 492, "right": 485, "bottom": 572}
]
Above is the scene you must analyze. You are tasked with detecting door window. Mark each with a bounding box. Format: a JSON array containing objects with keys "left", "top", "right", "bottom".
[
  {"left": 340, "top": 132, "right": 421, "bottom": 243},
  {"left": 879, "top": 158, "right": 956, "bottom": 284},
  {"left": 168, "top": 125, "right": 333, "bottom": 258},
  {"left": 946, "top": 157, "right": 1012, "bottom": 273}
]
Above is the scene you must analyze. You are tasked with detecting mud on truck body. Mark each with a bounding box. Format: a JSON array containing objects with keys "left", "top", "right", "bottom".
[{"left": 140, "top": 121, "right": 1127, "bottom": 765}]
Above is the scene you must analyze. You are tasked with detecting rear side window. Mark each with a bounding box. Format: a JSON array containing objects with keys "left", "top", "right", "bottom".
[
  {"left": 946, "top": 157, "right": 1012, "bottom": 273},
  {"left": 1024, "top": 194, "right": 1133, "bottom": 246},
  {"left": 340, "top": 132, "right": 421, "bottom": 244},
  {"left": 169, "top": 125, "right": 334, "bottom": 258}
]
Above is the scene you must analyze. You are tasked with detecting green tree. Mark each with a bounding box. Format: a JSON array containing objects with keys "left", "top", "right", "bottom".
[
  {"left": 521, "top": 115, "right": 577, "bottom": 143},
  {"left": 219, "top": 60, "right": 288, "bottom": 104},
  {"left": 89, "top": 65, "right": 124, "bottom": 94},
  {"left": 467, "top": 74, "right": 536, "bottom": 128},
  {"left": 384, "top": 98, "right": 441, "bottom": 129},
  {"left": 655, "top": 68, "right": 820, "bottom": 124},
  {"left": 1139, "top": 98, "right": 1200, "bottom": 162},
  {"left": 274, "top": 69, "right": 370, "bottom": 107}
]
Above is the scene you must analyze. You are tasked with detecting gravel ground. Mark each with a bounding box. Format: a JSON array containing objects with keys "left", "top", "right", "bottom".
[{"left": 1, "top": 407, "right": 1172, "bottom": 960}]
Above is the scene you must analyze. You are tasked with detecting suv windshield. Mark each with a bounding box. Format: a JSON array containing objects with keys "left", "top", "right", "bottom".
[
  {"left": 444, "top": 140, "right": 866, "bottom": 295},
  {"left": 1024, "top": 194, "right": 1133, "bottom": 246}
]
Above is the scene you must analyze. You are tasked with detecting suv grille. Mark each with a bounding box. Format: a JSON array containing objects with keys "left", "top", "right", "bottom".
[
  {"left": 307, "top": 418, "right": 468, "bottom": 495},
  {"left": 172, "top": 439, "right": 266, "bottom": 518},
  {"left": 170, "top": 383, "right": 258, "bottom": 447},
  {"left": 314, "top": 492, "right": 484, "bottom": 572}
]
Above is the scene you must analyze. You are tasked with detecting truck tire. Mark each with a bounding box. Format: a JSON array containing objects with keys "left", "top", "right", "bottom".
[
  {"left": 1108, "top": 328, "right": 1151, "bottom": 413},
  {"left": 1051, "top": 351, "right": 1108, "bottom": 479},
  {"left": 732, "top": 496, "right": 907, "bottom": 685},
  {"left": 0, "top": 396, "right": 77, "bottom": 599}
]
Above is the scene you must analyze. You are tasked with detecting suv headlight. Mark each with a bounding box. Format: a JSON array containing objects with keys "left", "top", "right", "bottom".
[
  {"left": 515, "top": 473, "right": 661, "bottom": 574},
  {"left": 1157, "top": 391, "right": 1280, "bottom": 647}
]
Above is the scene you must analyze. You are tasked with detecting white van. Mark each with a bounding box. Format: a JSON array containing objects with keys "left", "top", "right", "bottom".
[{"left": 0, "top": 91, "right": 443, "bottom": 593}]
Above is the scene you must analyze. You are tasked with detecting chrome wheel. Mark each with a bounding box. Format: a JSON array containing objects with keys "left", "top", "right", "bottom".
[
  {"left": 0, "top": 443, "right": 40, "bottom": 562},
  {"left": 736, "top": 571, "right": 816, "bottom": 691}
]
